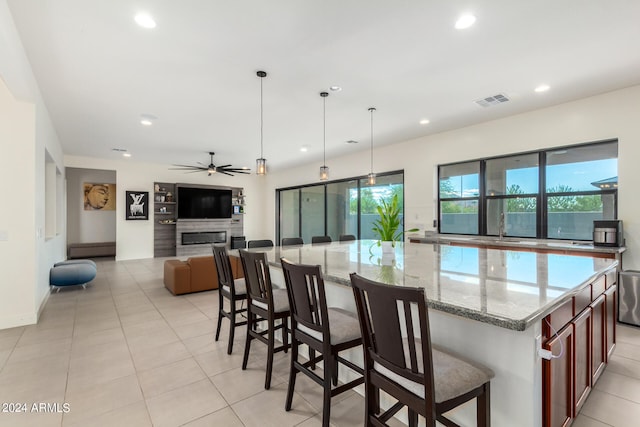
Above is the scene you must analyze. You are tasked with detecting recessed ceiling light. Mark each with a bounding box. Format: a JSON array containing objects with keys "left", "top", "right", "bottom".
[
  {"left": 300, "top": 146, "right": 308, "bottom": 152},
  {"left": 135, "top": 13, "right": 156, "bottom": 29},
  {"left": 419, "top": 119, "right": 430, "bottom": 125},
  {"left": 329, "top": 86, "right": 342, "bottom": 92},
  {"left": 455, "top": 14, "right": 476, "bottom": 30},
  {"left": 123, "top": 153, "right": 132, "bottom": 158},
  {"left": 140, "top": 114, "right": 157, "bottom": 126},
  {"left": 112, "top": 148, "right": 127, "bottom": 152},
  {"left": 535, "top": 84, "right": 550, "bottom": 93}
]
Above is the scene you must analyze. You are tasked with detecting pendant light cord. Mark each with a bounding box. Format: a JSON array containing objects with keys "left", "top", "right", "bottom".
[
  {"left": 320, "top": 91, "right": 328, "bottom": 167},
  {"left": 369, "top": 107, "right": 375, "bottom": 173},
  {"left": 260, "top": 75, "right": 264, "bottom": 158}
]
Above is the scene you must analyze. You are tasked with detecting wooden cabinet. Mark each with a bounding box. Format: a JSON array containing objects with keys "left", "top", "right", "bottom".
[
  {"left": 543, "top": 324, "right": 573, "bottom": 427},
  {"left": 590, "top": 295, "right": 606, "bottom": 383},
  {"left": 154, "top": 182, "right": 177, "bottom": 257},
  {"left": 573, "top": 308, "right": 591, "bottom": 414},
  {"left": 542, "top": 268, "right": 617, "bottom": 427},
  {"left": 605, "top": 284, "right": 617, "bottom": 360}
]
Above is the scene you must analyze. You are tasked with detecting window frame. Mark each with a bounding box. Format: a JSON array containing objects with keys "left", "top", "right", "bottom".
[{"left": 437, "top": 139, "right": 618, "bottom": 240}]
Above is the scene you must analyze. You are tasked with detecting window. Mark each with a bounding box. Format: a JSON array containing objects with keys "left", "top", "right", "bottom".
[
  {"left": 485, "top": 153, "right": 539, "bottom": 238},
  {"left": 439, "top": 162, "right": 480, "bottom": 234},
  {"left": 276, "top": 171, "right": 404, "bottom": 243},
  {"left": 437, "top": 140, "right": 618, "bottom": 240},
  {"left": 545, "top": 142, "right": 617, "bottom": 240}
]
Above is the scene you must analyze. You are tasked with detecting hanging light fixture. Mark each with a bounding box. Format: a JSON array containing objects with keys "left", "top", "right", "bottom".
[
  {"left": 319, "top": 91, "right": 329, "bottom": 181},
  {"left": 256, "top": 71, "right": 267, "bottom": 175},
  {"left": 367, "top": 107, "right": 376, "bottom": 185}
]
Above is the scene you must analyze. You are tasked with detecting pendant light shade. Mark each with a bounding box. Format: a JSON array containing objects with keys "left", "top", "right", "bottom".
[
  {"left": 256, "top": 71, "right": 267, "bottom": 175},
  {"left": 319, "top": 92, "right": 329, "bottom": 181},
  {"left": 367, "top": 107, "right": 376, "bottom": 185}
]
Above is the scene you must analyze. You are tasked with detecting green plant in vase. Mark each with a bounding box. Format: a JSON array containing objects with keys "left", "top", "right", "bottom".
[{"left": 371, "top": 194, "right": 418, "bottom": 253}]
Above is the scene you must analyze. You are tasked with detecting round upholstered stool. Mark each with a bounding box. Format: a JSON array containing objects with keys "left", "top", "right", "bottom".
[
  {"left": 54, "top": 259, "right": 97, "bottom": 269},
  {"left": 50, "top": 261, "right": 97, "bottom": 292}
]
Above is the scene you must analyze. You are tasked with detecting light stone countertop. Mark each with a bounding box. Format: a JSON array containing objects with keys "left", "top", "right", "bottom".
[
  {"left": 410, "top": 234, "right": 626, "bottom": 256},
  {"left": 240, "top": 239, "right": 618, "bottom": 331}
]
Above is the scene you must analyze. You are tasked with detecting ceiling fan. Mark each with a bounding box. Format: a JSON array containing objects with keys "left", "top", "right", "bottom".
[{"left": 170, "top": 152, "right": 251, "bottom": 176}]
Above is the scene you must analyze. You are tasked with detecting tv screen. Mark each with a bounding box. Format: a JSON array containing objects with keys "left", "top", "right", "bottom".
[{"left": 177, "top": 187, "right": 232, "bottom": 219}]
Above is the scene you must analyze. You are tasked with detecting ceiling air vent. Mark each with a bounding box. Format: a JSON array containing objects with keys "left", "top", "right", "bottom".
[{"left": 474, "top": 93, "right": 510, "bottom": 108}]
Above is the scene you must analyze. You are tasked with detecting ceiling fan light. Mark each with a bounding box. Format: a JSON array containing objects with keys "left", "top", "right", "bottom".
[
  {"left": 320, "top": 165, "right": 329, "bottom": 181},
  {"left": 256, "top": 158, "right": 267, "bottom": 175}
]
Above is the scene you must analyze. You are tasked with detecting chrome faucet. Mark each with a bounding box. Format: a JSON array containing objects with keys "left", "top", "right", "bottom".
[{"left": 499, "top": 212, "right": 505, "bottom": 240}]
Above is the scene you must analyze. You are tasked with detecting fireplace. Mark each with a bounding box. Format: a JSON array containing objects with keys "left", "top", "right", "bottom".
[{"left": 181, "top": 231, "right": 227, "bottom": 246}]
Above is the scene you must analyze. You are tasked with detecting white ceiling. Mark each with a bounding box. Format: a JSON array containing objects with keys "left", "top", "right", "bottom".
[{"left": 7, "top": 0, "right": 640, "bottom": 173}]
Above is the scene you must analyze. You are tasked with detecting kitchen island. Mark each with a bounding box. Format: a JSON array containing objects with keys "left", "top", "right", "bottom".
[{"left": 242, "top": 240, "right": 617, "bottom": 426}]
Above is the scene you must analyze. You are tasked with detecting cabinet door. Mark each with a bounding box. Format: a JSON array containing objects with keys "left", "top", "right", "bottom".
[
  {"left": 605, "top": 284, "right": 617, "bottom": 360},
  {"left": 573, "top": 308, "right": 592, "bottom": 414},
  {"left": 543, "top": 324, "right": 573, "bottom": 427},
  {"left": 590, "top": 295, "right": 606, "bottom": 383}
]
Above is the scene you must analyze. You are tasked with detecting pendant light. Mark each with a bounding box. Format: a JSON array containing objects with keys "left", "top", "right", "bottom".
[
  {"left": 256, "top": 71, "right": 267, "bottom": 175},
  {"left": 319, "top": 91, "right": 329, "bottom": 181},
  {"left": 367, "top": 107, "right": 376, "bottom": 185}
]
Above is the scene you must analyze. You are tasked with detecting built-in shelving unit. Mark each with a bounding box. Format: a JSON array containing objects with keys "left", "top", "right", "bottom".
[
  {"left": 153, "top": 182, "right": 177, "bottom": 257},
  {"left": 152, "top": 182, "right": 245, "bottom": 258}
]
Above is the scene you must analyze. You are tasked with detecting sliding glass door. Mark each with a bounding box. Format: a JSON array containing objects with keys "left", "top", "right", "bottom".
[{"left": 276, "top": 171, "right": 405, "bottom": 244}]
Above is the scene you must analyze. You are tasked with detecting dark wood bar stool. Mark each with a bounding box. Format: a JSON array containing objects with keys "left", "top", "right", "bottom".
[
  {"left": 339, "top": 234, "right": 356, "bottom": 242},
  {"left": 350, "top": 273, "right": 494, "bottom": 427},
  {"left": 212, "top": 245, "right": 247, "bottom": 354},
  {"left": 281, "top": 258, "right": 364, "bottom": 427},
  {"left": 239, "top": 249, "right": 290, "bottom": 389}
]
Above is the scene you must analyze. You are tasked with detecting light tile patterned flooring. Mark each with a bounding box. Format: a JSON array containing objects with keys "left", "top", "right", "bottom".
[{"left": 0, "top": 257, "right": 638, "bottom": 426}]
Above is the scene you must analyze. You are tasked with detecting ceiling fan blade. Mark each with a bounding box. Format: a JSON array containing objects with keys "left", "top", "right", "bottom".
[
  {"left": 218, "top": 170, "right": 233, "bottom": 176},
  {"left": 217, "top": 164, "right": 231, "bottom": 168},
  {"left": 170, "top": 164, "right": 207, "bottom": 170}
]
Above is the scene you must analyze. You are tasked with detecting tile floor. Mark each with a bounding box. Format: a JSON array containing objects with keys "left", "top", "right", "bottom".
[{"left": 0, "top": 257, "right": 638, "bottom": 426}]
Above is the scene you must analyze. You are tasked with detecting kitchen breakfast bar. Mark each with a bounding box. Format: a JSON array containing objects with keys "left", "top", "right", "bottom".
[{"left": 240, "top": 240, "right": 618, "bottom": 427}]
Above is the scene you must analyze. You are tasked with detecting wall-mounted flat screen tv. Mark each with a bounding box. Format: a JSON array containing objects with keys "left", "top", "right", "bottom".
[{"left": 177, "top": 186, "right": 232, "bottom": 219}]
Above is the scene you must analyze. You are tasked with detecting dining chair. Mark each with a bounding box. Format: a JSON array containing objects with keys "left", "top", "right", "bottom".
[
  {"left": 311, "top": 235, "right": 332, "bottom": 244},
  {"left": 350, "top": 273, "right": 494, "bottom": 427},
  {"left": 239, "top": 249, "right": 290, "bottom": 389},
  {"left": 212, "top": 245, "right": 247, "bottom": 354},
  {"left": 281, "top": 258, "right": 364, "bottom": 427},
  {"left": 247, "top": 239, "right": 274, "bottom": 248},
  {"left": 339, "top": 234, "right": 356, "bottom": 242},
  {"left": 282, "top": 237, "right": 304, "bottom": 246}
]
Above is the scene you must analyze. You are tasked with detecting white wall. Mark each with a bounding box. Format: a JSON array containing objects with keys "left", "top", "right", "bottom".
[
  {"left": 64, "top": 156, "right": 265, "bottom": 260},
  {"left": 264, "top": 85, "right": 640, "bottom": 270},
  {"left": 0, "top": 0, "right": 66, "bottom": 329}
]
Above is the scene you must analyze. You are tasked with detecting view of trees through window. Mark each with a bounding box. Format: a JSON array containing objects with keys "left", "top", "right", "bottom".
[{"left": 438, "top": 141, "right": 617, "bottom": 240}]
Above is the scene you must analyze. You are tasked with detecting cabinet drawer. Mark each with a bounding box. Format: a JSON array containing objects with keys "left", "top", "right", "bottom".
[
  {"left": 592, "top": 276, "right": 606, "bottom": 298},
  {"left": 543, "top": 299, "right": 574, "bottom": 339},
  {"left": 574, "top": 284, "right": 592, "bottom": 315}
]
